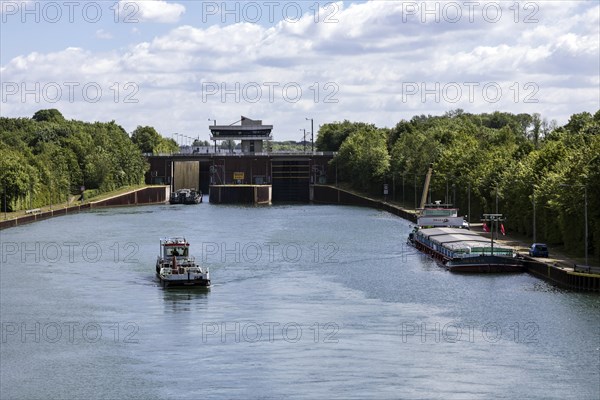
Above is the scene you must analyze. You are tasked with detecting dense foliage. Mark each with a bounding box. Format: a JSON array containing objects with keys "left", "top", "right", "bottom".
[
  {"left": 0, "top": 109, "right": 149, "bottom": 211},
  {"left": 131, "top": 126, "right": 179, "bottom": 154},
  {"left": 325, "top": 110, "right": 600, "bottom": 262}
]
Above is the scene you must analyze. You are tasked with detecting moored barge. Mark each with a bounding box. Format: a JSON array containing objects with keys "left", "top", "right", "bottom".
[{"left": 409, "top": 227, "right": 523, "bottom": 273}]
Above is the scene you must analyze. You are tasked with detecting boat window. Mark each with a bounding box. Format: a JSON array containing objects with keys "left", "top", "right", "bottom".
[{"left": 168, "top": 247, "right": 186, "bottom": 256}]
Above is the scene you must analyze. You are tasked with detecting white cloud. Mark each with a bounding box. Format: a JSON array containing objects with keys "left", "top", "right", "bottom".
[
  {"left": 118, "top": 0, "right": 185, "bottom": 23},
  {"left": 1, "top": 1, "right": 598, "bottom": 139},
  {"left": 95, "top": 29, "right": 113, "bottom": 40},
  {"left": 0, "top": 0, "right": 31, "bottom": 15}
]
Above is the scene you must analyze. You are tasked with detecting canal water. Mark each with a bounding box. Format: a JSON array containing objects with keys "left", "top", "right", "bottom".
[{"left": 1, "top": 204, "right": 598, "bottom": 399}]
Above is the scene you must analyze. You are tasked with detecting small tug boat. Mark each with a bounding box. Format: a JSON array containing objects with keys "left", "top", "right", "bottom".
[
  {"left": 156, "top": 237, "right": 210, "bottom": 287},
  {"left": 169, "top": 189, "right": 203, "bottom": 204}
]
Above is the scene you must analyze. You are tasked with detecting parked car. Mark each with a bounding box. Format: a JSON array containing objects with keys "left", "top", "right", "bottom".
[{"left": 528, "top": 243, "right": 549, "bottom": 257}]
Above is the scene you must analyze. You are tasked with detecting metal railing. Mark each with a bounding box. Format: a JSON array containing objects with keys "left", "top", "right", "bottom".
[{"left": 145, "top": 151, "right": 337, "bottom": 157}]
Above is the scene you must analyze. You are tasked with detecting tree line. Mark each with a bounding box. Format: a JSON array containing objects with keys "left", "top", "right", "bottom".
[
  {"left": 0, "top": 109, "right": 175, "bottom": 211},
  {"left": 320, "top": 110, "right": 600, "bottom": 263}
]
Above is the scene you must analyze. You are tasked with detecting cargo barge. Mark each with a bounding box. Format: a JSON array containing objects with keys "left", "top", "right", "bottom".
[{"left": 408, "top": 226, "right": 524, "bottom": 273}]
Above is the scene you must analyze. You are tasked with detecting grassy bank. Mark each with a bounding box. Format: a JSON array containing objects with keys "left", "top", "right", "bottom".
[{"left": 0, "top": 184, "right": 151, "bottom": 221}]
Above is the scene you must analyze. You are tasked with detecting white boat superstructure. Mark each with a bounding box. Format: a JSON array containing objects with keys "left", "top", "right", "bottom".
[{"left": 155, "top": 237, "right": 210, "bottom": 287}]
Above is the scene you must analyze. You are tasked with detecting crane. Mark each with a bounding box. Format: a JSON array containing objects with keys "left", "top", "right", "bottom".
[{"left": 419, "top": 163, "right": 434, "bottom": 210}]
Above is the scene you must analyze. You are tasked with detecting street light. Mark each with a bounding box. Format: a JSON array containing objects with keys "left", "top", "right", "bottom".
[
  {"left": 452, "top": 183, "right": 456, "bottom": 207},
  {"left": 532, "top": 185, "right": 536, "bottom": 243},
  {"left": 414, "top": 173, "right": 420, "bottom": 210},
  {"left": 300, "top": 128, "right": 307, "bottom": 152},
  {"left": 208, "top": 119, "right": 217, "bottom": 152},
  {"left": 402, "top": 173, "right": 406, "bottom": 207},
  {"left": 561, "top": 183, "right": 588, "bottom": 267},
  {"left": 305, "top": 118, "right": 314, "bottom": 153},
  {"left": 482, "top": 213, "right": 506, "bottom": 255},
  {"left": 467, "top": 182, "right": 471, "bottom": 224}
]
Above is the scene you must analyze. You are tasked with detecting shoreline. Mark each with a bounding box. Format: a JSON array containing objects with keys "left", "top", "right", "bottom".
[
  {"left": 2, "top": 183, "right": 597, "bottom": 291},
  {"left": 0, "top": 186, "right": 169, "bottom": 230},
  {"left": 311, "top": 184, "right": 599, "bottom": 292}
]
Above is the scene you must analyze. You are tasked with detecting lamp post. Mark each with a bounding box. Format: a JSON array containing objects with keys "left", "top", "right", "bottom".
[
  {"left": 208, "top": 119, "right": 217, "bottom": 153},
  {"left": 561, "top": 183, "right": 588, "bottom": 267},
  {"left": 482, "top": 214, "right": 506, "bottom": 255},
  {"left": 584, "top": 184, "right": 588, "bottom": 267},
  {"left": 532, "top": 186, "right": 536, "bottom": 243},
  {"left": 452, "top": 183, "right": 456, "bottom": 207},
  {"left": 495, "top": 185, "right": 499, "bottom": 239},
  {"left": 414, "top": 174, "right": 418, "bottom": 211},
  {"left": 305, "top": 118, "right": 314, "bottom": 153},
  {"left": 300, "top": 128, "right": 306, "bottom": 152},
  {"left": 402, "top": 173, "right": 405, "bottom": 208},
  {"left": 467, "top": 182, "right": 471, "bottom": 224},
  {"left": 560, "top": 183, "right": 588, "bottom": 266},
  {"left": 445, "top": 178, "right": 449, "bottom": 205}
]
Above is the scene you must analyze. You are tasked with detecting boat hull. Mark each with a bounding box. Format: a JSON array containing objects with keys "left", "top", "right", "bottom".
[
  {"left": 412, "top": 235, "right": 524, "bottom": 273},
  {"left": 157, "top": 273, "right": 211, "bottom": 288},
  {"left": 446, "top": 255, "right": 524, "bottom": 273}
]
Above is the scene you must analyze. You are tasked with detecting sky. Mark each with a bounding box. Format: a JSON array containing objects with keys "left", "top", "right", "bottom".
[{"left": 1, "top": 0, "right": 599, "bottom": 142}]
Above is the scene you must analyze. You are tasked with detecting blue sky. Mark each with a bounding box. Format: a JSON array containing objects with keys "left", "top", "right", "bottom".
[{"left": 1, "top": 1, "right": 599, "bottom": 142}]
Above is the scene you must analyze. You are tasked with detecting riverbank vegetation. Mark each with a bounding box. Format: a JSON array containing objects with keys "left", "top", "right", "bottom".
[
  {"left": 323, "top": 110, "right": 600, "bottom": 263},
  {"left": 0, "top": 109, "right": 149, "bottom": 211}
]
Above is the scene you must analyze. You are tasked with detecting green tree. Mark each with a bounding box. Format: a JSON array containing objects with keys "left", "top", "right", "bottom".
[
  {"left": 334, "top": 127, "right": 390, "bottom": 190},
  {"left": 316, "top": 121, "right": 377, "bottom": 152},
  {"left": 131, "top": 126, "right": 161, "bottom": 153},
  {"left": 0, "top": 147, "right": 37, "bottom": 211},
  {"left": 32, "top": 109, "right": 65, "bottom": 124}
]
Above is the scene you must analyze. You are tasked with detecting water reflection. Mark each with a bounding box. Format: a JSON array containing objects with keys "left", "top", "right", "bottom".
[{"left": 161, "top": 287, "right": 210, "bottom": 312}]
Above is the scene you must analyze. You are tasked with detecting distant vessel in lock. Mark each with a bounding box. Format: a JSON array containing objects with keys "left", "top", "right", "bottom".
[{"left": 169, "top": 188, "right": 203, "bottom": 204}]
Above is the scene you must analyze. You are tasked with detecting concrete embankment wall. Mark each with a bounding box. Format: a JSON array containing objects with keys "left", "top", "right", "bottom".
[
  {"left": 524, "top": 259, "right": 600, "bottom": 292},
  {"left": 0, "top": 186, "right": 168, "bottom": 230},
  {"left": 209, "top": 185, "right": 272, "bottom": 204},
  {"left": 311, "top": 185, "right": 417, "bottom": 223}
]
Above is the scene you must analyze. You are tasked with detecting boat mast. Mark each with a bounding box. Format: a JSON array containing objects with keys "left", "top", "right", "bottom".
[{"left": 482, "top": 214, "right": 505, "bottom": 255}]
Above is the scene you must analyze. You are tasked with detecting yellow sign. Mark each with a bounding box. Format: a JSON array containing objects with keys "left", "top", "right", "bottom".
[{"left": 233, "top": 172, "right": 245, "bottom": 180}]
